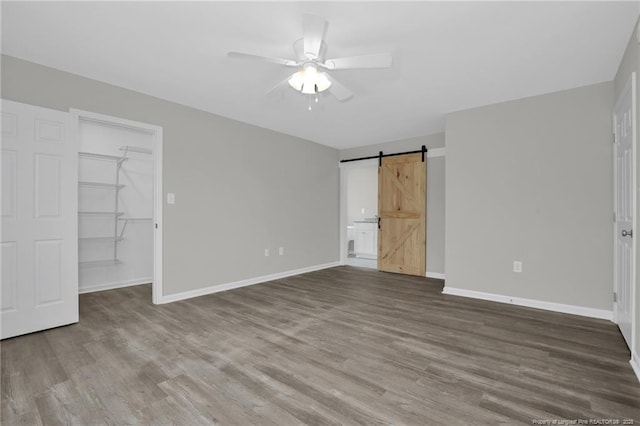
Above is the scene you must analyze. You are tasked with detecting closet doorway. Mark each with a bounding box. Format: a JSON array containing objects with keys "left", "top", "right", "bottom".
[{"left": 72, "top": 110, "right": 163, "bottom": 304}]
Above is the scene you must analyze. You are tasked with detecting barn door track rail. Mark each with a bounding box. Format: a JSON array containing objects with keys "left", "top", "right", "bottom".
[{"left": 340, "top": 145, "right": 428, "bottom": 166}]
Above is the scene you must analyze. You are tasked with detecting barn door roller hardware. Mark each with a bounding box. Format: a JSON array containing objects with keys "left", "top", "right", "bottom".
[{"left": 340, "top": 145, "right": 429, "bottom": 165}]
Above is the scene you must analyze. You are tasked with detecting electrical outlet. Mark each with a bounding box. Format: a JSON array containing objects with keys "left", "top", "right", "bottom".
[
  {"left": 279, "top": 247, "right": 284, "bottom": 256},
  {"left": 513, "top": 261, "right": 522, "bottom": 273},
  {"left": 264, "top": 249, "right": 269, "bottom": 257}
]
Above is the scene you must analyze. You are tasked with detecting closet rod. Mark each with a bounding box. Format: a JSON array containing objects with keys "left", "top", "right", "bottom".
[{"left": 340, "top": 145, "right": 427, "bottom": 165}]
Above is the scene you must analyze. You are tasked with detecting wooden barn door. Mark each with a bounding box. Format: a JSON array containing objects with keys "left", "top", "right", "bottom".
[{"left": 378, "top": 153, "right": 426, "bottom": 276}]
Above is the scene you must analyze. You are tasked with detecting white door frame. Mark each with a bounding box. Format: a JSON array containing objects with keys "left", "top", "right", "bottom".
[
  {"left": 339, "top": 158, "right": 379, "bottom": 265},
  {"left": 613, "top": 72, "right": 636, "bottom": 352},
  {"left": 70, "top": 109, "right": 164, "bottom": 305}
]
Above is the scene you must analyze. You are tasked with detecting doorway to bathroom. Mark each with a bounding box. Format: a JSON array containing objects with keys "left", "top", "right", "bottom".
[{"left": 340, "top": 159, "right": 379, "bottom": 269}]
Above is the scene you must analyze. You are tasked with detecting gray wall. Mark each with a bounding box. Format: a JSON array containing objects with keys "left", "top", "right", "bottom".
[
  {"left": 1, "top": 55, "right": 340, "bottom": 297},
  {"left": 445, "top": 82, "right": 613, "bottom": 310},
  {"left": 340, "top": 133, "right": 446, "bottom": 275},
  {"left": 614, "top": 20, "right": 640, "bottom": 357}
]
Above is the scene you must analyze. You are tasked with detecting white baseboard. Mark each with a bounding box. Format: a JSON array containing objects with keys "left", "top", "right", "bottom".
[
  {"left": 442, "top": 286, "right": 613, "bottom": 320},
  {"left": 79, "top": 277, "right": 152, "bottom": 294},
  {"left": 160, "top": 261, "right": 341, "bottom": 304},
  {"left": 426, "top": 272, "right": 445, "bottom": 280},
  {"left": 631, "top": 352, "right": 640, "bottom": 384}
]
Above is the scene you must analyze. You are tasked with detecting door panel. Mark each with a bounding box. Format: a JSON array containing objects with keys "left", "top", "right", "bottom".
[
  {"left": 35, "top": 154, "right": 63, "bottom": 218},
  {"left": 1, "top": 99, "right": 78, "bottom": 339},
  {"left": 613, "top": 74, "right": 635, "bottom": 349},
  {"left": 35, "top": 239, "right": 64, "bottom": 306},
  {"left": 378, "top": 153, "right": 426, "bottom": 276},
  {"left": 1, "top": 150, "right": 17, "bottom": 219}
]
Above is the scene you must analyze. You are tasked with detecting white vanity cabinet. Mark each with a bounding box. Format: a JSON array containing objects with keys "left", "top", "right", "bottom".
[{"left": 354, "top": 221, "right": 378, "bottom": 259}]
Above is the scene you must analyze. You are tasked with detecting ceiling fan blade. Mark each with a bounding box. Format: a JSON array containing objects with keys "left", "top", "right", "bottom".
[
  {"left": 265, "top": 74, "right": 295, "bottom": 97},
  {"left": 227, "top": 51, "right": 298, "bottom": 67},
  {"left": 326, "top": 75, "right": 353, "bottom": 102},
  {"left": 302, "top": 14, "right": 328, "bottom": 59},
  {"left": 323, "top": 53, "right": 392, "bottom": 70}
]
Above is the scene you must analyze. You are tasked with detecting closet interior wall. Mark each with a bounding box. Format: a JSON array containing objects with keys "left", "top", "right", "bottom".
[{"left": 78, "top": 120, "right": 153, "bottom": 293}]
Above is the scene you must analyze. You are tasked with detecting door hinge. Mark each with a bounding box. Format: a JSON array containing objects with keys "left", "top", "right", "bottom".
[
  {"left": 613, "top": 133, "right": 616, "bottom": 143},
  {"left": 613, "top": 292, "right": 617, "bottom": 303}
]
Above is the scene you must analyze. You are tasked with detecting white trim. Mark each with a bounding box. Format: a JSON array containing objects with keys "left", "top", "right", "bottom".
[
  {"left": 70, "top": 109, "right": 164, "bottom": 305},
  {"left": 630, "top": 352, "right": 640, "bottom": 384},
  {"left": 153, "top": 129, "right": 163, "bottom": 305},
  {"left": 613, "top": 102, "right": 617, "bottom": 324},
  {"left": 427, "top": 147, "right": 446, "bottom": 158},
  {"left": 70, "top": 109, "right": 158, "bottom": 133},
  {"left": 426, "top": 271, "right": 445, "bottom": 280},
  {"left": 159, "top": 261, "right": 341, "bottom": 304},
  {"left": 339, "top": 166, "right": 347, "bottom": 265},
  {"left": 630, "top": 72, "right": 636, "bottom": 352},
  {"left": 442, "top": 286, "right": 613, "bottom": 320},
  {"left": 339, "top": 158, "right": 379, "bottom": 266},
  {"left": 79, "top": 277, "right": 152, "bottom": 294}
]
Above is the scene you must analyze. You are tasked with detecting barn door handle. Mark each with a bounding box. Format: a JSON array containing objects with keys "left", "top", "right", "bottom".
[
  {"left": 378, "top": 217, "right": 381, "bottom": 229},
  {"left": 622, "top": 229, "right": 633, "bottom": 237}
]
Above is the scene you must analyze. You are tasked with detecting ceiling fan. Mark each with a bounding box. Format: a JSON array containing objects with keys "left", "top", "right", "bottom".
[{"left": 227, "top": 14, "right": 392, "bottom": 103}]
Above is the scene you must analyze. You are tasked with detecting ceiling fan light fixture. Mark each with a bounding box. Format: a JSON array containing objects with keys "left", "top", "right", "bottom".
[
  {"left": 301, "top": 80, "right": 316, "bottom": 95},
  {"left": 288, "top": 71, "right": 304, "bottom": 91},
  {"left": 315, "top": 72, "right": 331, "bottom": 92},
  {"left": 288, "top": 64, "right": 331, "bottom": 94}
]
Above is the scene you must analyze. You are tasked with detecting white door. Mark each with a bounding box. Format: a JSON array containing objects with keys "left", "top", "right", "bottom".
[
  {"left": 1, "top": 100, "right": 78, "bottom": 339},
  {"left": 613, "top": 74, "right": 636, "bottom": 349}
]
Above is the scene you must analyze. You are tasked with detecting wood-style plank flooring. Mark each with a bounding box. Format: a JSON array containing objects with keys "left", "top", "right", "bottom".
[{"left": 2, "top": 266, "right": 639, "bottom": 425}]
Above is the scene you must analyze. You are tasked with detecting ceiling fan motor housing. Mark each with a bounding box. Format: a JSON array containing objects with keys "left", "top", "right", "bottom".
[{"left": 293, "top": 38, "right": 327, "bottom": 62}]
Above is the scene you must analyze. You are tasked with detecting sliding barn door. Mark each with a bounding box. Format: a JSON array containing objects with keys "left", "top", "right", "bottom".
[
  {"left": 1, "top": 99, "right": 78, "bottom": 339},
  {"left": 378, "top": 153, "right": 426, "bottom": 276}
]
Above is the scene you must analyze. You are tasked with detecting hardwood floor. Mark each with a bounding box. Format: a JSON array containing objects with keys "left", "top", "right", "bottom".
[{"left": 2, "top": 266, "right": 639, "bottom": 425}]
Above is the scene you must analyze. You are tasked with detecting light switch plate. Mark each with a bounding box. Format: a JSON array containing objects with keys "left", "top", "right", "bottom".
[{"left": 167, "top": 193, "right": 175, "bottom": 204}]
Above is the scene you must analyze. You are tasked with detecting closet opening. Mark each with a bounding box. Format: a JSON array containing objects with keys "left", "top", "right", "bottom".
[{"left": 72, "top": 110, "right": 163, "bottom": 303}]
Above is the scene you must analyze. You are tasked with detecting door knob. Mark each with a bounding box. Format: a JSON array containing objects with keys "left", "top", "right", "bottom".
[{"left": 622, "top": 229, "right": 633, "bottom": 237}]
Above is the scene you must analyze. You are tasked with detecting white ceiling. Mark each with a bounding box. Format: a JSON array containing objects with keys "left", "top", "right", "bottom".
[{"left": 2, "top": 2, "right": 639, "bottom": 149}]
